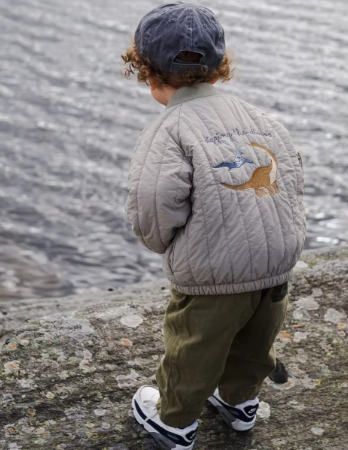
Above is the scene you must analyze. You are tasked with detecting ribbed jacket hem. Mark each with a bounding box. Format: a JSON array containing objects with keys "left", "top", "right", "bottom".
[{"left": 170, "top": 270, "right": 293, "bottom": 296}]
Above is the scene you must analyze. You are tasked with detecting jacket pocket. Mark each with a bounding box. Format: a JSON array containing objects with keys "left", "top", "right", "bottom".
[{"left": 271, "top": 282, "right": 288, "bottom": 302}]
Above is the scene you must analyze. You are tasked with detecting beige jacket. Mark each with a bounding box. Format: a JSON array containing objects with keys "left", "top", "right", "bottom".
[{"left": 126, "top": 83, "right": 306, "bottom": 295}]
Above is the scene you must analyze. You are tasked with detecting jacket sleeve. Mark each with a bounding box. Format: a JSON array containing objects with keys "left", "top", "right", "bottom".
[{"left": 125, "top": 121, "right": 193, "bottom": 254}]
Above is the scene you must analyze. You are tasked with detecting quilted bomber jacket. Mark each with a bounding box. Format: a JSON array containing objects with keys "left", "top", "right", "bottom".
[{"left": 125, "top": 83, "right": 306, "bottom": 295}]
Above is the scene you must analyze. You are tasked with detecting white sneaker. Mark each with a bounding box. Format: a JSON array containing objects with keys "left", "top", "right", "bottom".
[
  {"left": 132, "top": 385, "right": 198, "bottom": 450},
  {"left": 208, "top": 389, "right": 259, "bottom": 431}
]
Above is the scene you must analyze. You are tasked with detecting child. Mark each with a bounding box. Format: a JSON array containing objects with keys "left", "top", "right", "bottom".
[{"left": 123, "top": 3, "right": 306, "bottom": 449}]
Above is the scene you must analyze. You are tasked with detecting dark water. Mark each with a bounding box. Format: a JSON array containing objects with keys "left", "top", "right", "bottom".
[{"left": 0, "top": 0, "right": 347, "bottom": 300}]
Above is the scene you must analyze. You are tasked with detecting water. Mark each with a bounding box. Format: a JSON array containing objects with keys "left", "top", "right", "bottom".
[{"left": 0, "top": 0, "right": 347, "bottom": 301}]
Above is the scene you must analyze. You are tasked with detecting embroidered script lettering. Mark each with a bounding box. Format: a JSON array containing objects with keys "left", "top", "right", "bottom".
[{"left": 204, "top": 128, "right": 272, "bottom": 145}]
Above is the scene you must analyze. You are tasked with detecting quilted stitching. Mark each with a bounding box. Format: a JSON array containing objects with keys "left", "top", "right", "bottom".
[
  {"left": 267, "top": 119, "right": 301, "bottom": 272},
  {"left": 183, "top": 118, "right": 216, "bottom": 285},
  {"left": 177, "top": 107, "right": 197, "bottom": 285},
  {"left": 126, "top": 84, "right": 305, "bottom": 295},
  {"left": 190, "top": 101, "right": 235, "bottom": 284},
  {"left": 154, "top": 121, "right": 179, "bottom": 246}
]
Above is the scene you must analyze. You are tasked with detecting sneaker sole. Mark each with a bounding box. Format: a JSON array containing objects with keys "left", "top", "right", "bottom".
[
  {"left": 131, "top": 397, "right": 195, "bottom": 450},
  {"left": 207, "top": 395, "right": 256, "bottom": 432}
]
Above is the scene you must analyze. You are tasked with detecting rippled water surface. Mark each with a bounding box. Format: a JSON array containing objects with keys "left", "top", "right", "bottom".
[{"left": 0, "top": 0, "right": 347, "bottom": 300}]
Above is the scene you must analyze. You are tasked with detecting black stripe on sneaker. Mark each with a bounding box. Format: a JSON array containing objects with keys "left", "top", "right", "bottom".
[
  {"left": 213, "top": 396, "right": 258, "bottom": 423},
  {"left": 134, "top": 399, "right": 196, "bottom": 446}
]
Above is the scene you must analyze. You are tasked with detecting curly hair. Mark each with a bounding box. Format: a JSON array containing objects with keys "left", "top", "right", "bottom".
[{"left": 122, "top": 41, "right": 235, "bottom": 89}]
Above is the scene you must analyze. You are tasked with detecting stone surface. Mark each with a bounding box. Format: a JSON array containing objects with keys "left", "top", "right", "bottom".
[
  {"left": 1, "top": 246, "right": 348, "bottom": 449},
  {"left": 0, "top": 279, "right": 169, "bottom": 345}
]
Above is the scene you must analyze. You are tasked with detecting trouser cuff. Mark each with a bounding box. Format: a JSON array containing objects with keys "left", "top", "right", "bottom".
[
  {"left": 158, "top": 408, "right": 199, "bottom": 428},
  {"left": 219, "top": 386, "right": 261, "bottom": 406}
]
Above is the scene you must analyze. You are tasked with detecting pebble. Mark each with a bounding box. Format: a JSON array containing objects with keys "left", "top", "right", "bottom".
[
  {"left": 324, "top": 308, "right": 347, "bottom": 324},
  {"left": 120, "top": 315, "right": 143, "bottom": 328},
  {"left": 257, "top": 401, "right": 271, "bottom": 419},
  {"left": 311, "top": 427, "right": 324, "bottom": 436}
]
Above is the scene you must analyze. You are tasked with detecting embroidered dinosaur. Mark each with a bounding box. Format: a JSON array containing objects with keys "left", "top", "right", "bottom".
[
  {"left": 214, "top": 147, "right": 253, "bottom": 170},
  {"left": 220, "top": 142, "right": 280, "bottom": 198}
]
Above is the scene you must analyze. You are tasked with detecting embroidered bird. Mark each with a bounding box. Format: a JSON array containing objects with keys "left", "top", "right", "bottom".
[{"left": 214, "top": 147, "right": 253, "bottom": 170}]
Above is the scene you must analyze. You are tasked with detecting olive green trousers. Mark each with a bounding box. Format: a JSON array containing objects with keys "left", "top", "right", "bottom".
[{"left": 156, "top": 283, "right": 288, "bottom": 428}]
